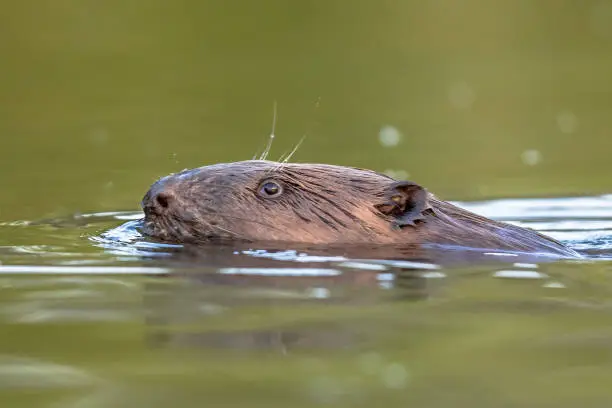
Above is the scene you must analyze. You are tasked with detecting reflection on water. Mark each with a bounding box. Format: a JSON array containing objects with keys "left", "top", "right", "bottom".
[{"left": 0, "top": 195, "right": 611, "bottom": 406}]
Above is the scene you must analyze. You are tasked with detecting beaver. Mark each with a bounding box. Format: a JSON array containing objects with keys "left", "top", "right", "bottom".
[{"left": 140, "top": 160, "right": 580, "bottom": 258}]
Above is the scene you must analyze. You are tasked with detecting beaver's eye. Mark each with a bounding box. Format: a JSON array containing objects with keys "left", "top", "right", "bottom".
[{"left": 258, "top": 180, "right": 283, "bottom": 198}]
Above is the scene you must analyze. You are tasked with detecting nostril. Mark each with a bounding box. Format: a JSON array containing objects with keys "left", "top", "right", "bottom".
[{"left": 155, "top": 193, "right": 172, "bottom": 209}]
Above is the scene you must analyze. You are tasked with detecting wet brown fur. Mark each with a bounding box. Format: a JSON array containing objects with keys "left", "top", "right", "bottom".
[{"left": 141, "top": 160, "right": 579, "bottom": 257}]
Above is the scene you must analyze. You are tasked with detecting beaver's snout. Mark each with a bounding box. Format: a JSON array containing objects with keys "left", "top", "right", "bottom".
[
  {"left": 142, "top": 177, "right": 181, "bottom": 218},
  {"left": 143, "top": 191, "right": 173, "bottom": 216}
]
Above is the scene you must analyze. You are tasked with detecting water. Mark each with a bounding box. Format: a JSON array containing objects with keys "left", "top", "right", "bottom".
[
  {"left": 3, "top": 1, "right": 612, "bottom": 406},
  {"left": 0, "top": 195, "right": 611, "bottom": 407}
]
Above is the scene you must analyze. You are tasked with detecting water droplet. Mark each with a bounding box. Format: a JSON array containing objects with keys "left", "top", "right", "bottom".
[
  {"left": 448, "top": 81, "right": 476, "bottom": 110},
  {"left": 378, "top": 125, "right": 402, "bottom": 147},
  {"left": 521, "top": 149, "right": 542, "bottom": 166},
  {"left": 556, "top": 111, "right": 579, "bottom": 134}
]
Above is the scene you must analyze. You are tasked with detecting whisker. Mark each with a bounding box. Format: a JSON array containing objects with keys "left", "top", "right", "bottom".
[
  {"left": 276, "top": 149, "right": 290, "bottom": 164},
  {"left": 262, "top": 159, "right": 285, "bottom": 177},
  {"left": 271, "top": 161, "right": 286, "bottom": 174},
  {"left": 282, "top": 134, "right": 306, "bottom": 164},
  {"left": 270, "top": 146, "right": 297, "bottom": 173},
  {"left": 260, "top": 100, "right": 278, "bottom": 161}
]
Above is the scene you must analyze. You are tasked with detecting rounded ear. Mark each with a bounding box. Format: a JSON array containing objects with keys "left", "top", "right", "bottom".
[{"left": 374, "top": 181, "right": 433, "bottom": 228}]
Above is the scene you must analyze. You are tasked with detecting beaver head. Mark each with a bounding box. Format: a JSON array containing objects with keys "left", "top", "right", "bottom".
[{"left": 141, "top": 160, "right": 432, "bottom": 245}]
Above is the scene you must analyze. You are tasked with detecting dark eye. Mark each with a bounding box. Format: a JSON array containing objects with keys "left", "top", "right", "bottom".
[{"left": 258, "top": 180, "right": 283, "bottom": 198}]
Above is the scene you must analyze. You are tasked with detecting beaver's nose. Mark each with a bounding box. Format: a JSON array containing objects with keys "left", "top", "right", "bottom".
[
  {"left": 143, "top": 192, "right": 175, "bottom": 216},
  {"left": 154, "top": 192, "right": 173, "bottom": 210},
  {"left": 142, "top": 179, "right": 178, "bottom": 216}
]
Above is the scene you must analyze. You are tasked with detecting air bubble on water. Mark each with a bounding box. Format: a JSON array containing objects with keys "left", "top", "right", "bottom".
[
  {"left": 378, "top": 125, "right": 402, "bottom": 147},
  {"left": 556, "top": 111, "right": 579, "bottom": 134},
  {"left": 381, "top": 362, "right": 410, "bottom": 389},
  {"left": 357, "top": 352, "right": 384, "bottom": 375},
  {"left": 521, "top": 149, "right": 542, "bottom": 166},
  {"left": 448, "top": 81, "right": 476, "bottom": 110},
  {"left": 589, "top": 1, "right": 612, "bottom": 39}
]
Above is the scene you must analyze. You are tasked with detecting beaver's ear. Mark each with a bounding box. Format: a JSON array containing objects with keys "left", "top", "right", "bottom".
[{"left": 374, "top": 181, "right": 433, "bottom": 228}]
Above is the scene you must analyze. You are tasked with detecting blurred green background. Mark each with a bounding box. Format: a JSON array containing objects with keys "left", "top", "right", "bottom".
[
  {"left": 1, "top": 0, "right": 611, "bottom": 221},
  {"left": 2, "top": 3, "right": 612, "bottom": 407}
]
